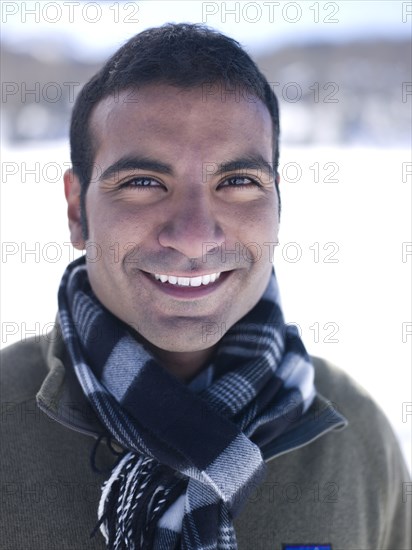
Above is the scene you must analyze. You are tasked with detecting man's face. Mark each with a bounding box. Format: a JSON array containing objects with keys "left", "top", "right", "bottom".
[{"left": 67, "top": 84, "right": 279, "bottom": 353}]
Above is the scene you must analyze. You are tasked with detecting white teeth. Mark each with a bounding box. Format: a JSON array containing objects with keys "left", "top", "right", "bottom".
[
  {"left": 153, "top": 272, "right": 222, "bottom": 286},
  {"left": 202, "top": 274, "right": 211, "bottom": 285},
  {"left": 190, "top": 276, "right": 202, "bottom": 287}
]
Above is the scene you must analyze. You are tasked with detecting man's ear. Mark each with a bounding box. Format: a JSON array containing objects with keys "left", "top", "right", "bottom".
[{"left": 64, "top": 169, "right": 85, "bottom": 250}]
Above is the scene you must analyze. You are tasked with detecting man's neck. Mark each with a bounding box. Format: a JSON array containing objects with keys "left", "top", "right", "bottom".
[{"left": 148, "top": 344, "right": 218, "bottom": 383}]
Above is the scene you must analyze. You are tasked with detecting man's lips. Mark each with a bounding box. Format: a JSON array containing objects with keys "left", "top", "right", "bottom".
[{"left": 140, "top": 269, "right": 233, "bottom": 298}]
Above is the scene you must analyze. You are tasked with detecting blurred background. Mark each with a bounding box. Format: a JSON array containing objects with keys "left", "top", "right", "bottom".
[{"left": 1, "top": 1, "right": 411, "bottom": 469}]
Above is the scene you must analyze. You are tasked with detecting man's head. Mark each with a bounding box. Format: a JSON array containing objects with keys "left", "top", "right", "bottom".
[
  {"left": 68, "top": 23, "right": 280, "bottom": 237},
  {"left": 64, "top": 23, "right": 282, "bottom": 373}
]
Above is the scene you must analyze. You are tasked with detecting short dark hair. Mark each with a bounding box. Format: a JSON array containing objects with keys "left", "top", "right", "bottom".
[{"left": 69, "top": 23, "right": 281, "bottom": 237}]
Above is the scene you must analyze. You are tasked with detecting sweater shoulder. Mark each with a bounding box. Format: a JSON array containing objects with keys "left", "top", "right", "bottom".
[
  {"left": 312, "top": 355, "right": 390, "bottom": 425},
  {"left": 311, "top": 355, "right": 409, "bottom": 478},
  {"left": 0, "top": 336, "right": 49, "bottom": 404}
]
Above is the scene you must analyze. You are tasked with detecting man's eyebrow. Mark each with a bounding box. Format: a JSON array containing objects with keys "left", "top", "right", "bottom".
[
  {"left": 214, "top": 156, "right": 274, "bottom": 179},
  {"left": 99, "top": 156, "right": 174, "bottom": 181}
]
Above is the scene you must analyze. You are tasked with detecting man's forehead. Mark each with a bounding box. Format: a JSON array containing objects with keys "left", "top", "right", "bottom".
[
  {"left": 91, "top": 83, "right": 271, "bottom": 130},
  {"left": 89, "top": 83, "right": 274, "bottom": 165}
]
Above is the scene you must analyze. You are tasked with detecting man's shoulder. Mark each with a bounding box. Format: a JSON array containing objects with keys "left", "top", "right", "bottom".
[
  {"left": 310, "top": 356, "right": 408, "bottom": 478},
  {"left": 312, "top": 355, "right": 395, "bottom": 435},
  {"left": 242, "top": 358, "right": 411, "bottom": 548},
  {"left": 0, "top": 336, "right": 48, "bottom": 404},
  {"left": 312, "top": 355, "right": 371, "bottom": 400},
  {"left": 312, "top": 355, "right": 384, "bottom": 413}
]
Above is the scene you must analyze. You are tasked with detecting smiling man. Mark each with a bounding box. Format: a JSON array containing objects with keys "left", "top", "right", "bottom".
[{"left": 1, "top": 23, "right": 410, "bottom": 550}]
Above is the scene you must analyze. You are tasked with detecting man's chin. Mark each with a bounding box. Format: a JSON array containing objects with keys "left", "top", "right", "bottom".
[{"left": 137, "top": 323, "right": 227, "bottom": 354}]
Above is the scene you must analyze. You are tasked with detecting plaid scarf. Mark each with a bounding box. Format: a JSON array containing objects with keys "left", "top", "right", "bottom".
[{"left": 58, "top": 257, "right": 315, "bottom": 550}]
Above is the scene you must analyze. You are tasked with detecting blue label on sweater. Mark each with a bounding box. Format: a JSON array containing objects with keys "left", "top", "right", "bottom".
[{"left": 283, "top": 546, "right": 332, "bottom": 550}]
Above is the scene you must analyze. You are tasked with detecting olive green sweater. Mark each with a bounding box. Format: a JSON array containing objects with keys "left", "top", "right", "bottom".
[{"left": 1, "top": 333, "right": 411, "bottom": 550}]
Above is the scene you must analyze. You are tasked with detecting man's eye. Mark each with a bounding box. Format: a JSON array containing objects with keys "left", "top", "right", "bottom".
[
  {"left": 220, "top": 176, "right": 260, "bottom": 188},
  {"left": 120, "top": 177, "right": 163, "bottom": 189}
]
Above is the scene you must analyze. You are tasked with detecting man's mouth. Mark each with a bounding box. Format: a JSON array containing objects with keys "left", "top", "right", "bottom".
[
  {"left": 152, "top": 272, "right": 221, "bottom": 287},
  {"left": 140, "top": 269, "right": 232, "bottom": 298}
]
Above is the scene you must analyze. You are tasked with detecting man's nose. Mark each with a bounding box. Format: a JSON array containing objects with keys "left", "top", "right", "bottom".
[{"left": 158, "top": 191, "right": 225, "bottom": 259}]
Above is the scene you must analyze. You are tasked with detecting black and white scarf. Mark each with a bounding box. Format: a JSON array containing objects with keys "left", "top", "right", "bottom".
[{"left": 58, "top": 257, "right": 315, "bottom": 549}]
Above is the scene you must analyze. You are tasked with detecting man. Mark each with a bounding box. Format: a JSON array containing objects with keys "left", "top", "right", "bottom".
[{"left": 1, "top": 23, "right": 410, "bottom": 550}]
